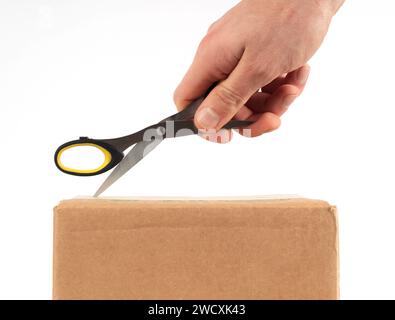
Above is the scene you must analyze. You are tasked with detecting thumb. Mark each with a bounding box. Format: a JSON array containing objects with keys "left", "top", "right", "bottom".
[{"left": 194, "top": 59, "right": 271, "bottom": 131}]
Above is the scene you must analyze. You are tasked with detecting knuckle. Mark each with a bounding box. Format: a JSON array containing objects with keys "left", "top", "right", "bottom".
[
  {"left": 197, "top": 31, "right": 223, "bottom": 60},
  {"left": 207, "top": 20, "right": 221, "bottom": 34},
  {"left": 198, "top": 34, "right": 214, "bottom": 55},
  {"left": 214, "top": 84, "right": 245, "bottom": 111},
  {"left": 207, "top": 20, "right": 220, "bottom": 34}
]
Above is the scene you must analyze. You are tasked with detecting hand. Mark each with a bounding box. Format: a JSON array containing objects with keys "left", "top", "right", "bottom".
[{"left": 174, "top": 0, "right": 344, "bottom": 141}]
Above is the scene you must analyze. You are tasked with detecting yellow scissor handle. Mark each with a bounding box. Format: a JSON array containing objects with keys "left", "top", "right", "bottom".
[{"left": 54, "top": 137, "right": 124, "bottom": 176}]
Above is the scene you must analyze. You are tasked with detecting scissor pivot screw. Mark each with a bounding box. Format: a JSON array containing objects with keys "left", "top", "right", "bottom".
[{"left": 156, "top": 127, "right": 166, "bottom": 136}]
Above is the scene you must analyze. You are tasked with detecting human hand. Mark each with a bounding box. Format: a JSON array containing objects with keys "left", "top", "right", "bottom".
[{"left": 174, "top": 0, "right": 344, "bottom": 141}]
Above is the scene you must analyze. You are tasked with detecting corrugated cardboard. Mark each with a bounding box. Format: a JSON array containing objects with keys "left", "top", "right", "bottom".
[{"left": 53, "top": 197, "right": 339, "bottom": 300}]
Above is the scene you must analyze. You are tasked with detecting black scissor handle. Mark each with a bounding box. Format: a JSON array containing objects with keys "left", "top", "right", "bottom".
[{"left": 54, "top": 137, "right": 124, "bottom": 176}]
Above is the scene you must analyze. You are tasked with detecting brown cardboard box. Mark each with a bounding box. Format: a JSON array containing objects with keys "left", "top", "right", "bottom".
[{"left": 53, "top": 197, "right": 339, "bottom": 300}]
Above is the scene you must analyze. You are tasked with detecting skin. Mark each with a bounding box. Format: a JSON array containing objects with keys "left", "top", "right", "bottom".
[{"left": 174, "top": 0, "right": 345, "bottom": 142}]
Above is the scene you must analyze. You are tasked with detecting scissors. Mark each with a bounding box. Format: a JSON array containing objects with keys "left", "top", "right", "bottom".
[{"left": 54, "top": 92, "right": 252, "bottom": 197}]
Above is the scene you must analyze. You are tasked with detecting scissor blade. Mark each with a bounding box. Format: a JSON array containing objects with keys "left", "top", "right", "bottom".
[
  {"left": 93, "top": 139, "right": 162, "bottom": 197},
  {"left": 93, "top": 96, "right": 208, "bottom": 196}
]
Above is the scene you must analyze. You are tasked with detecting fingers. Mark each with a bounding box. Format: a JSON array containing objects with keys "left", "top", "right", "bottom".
[
  {"left": 261, "top": 65, "right": 310, "bottom": 95},
  {"left": 175, "top": 31, "right": 310, "bottom": 139},
  {"left": 247, "top": 84, "right": 300, "bottom": 116},
  {"left": 173, "top": 33, "right": 242, "bottom": 111},
  {"left": 249, "top": 112, "right": 281, "bottom": 136},
  {"left": 234, "top": 106, "right": 281, "bottom": 137},
  {"left": 194, "top": 55, "right": 275, "bottom": 131},
  {"left": 234, "top": 111, "right": 281, "bottom": 138},
  {"left": 260, "top": 74, "right": 287, "bottom": 94},
  {"left": 249, "top": 65, "right": 310, "bottom": 115},
  {"left": 282, "top": 65, "right": 310, "bottom": 91},
  {"left": 235, "top": 65, "right": 310, "bottom": 137}
]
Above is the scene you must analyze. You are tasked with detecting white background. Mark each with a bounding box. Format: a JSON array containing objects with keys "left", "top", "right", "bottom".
[{"left": 0, "top": 0, "right": 394, "bottom": 299}]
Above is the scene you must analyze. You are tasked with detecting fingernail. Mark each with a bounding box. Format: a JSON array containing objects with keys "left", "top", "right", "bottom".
[
  {"left": 297, "top": 66, "right": 310, "bottom": 85},
  {"left": 195, "top": 107, "right": 220, "bottom": 129}
]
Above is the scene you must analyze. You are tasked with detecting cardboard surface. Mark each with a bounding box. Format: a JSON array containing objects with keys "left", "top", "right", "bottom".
[{"left": 53, "top": 197, "right": 339, "bottom": 300}]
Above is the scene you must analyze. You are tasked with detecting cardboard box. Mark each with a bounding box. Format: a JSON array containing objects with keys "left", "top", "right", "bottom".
[{"left": 53, "top": 197, "right": 339, "bottom": 300}]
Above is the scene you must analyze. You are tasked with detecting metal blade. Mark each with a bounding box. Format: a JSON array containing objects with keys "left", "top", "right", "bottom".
[
  {"left": 93, "top": 97, "right": 206, "bottom": 197},
  {"left": 93, "top": 139, "right": 162, "bottom": 197}
]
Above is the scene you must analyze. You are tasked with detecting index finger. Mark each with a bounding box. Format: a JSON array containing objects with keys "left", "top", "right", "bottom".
[{"left": 173, "top": 34, "right": 241, "bottom": 110}]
